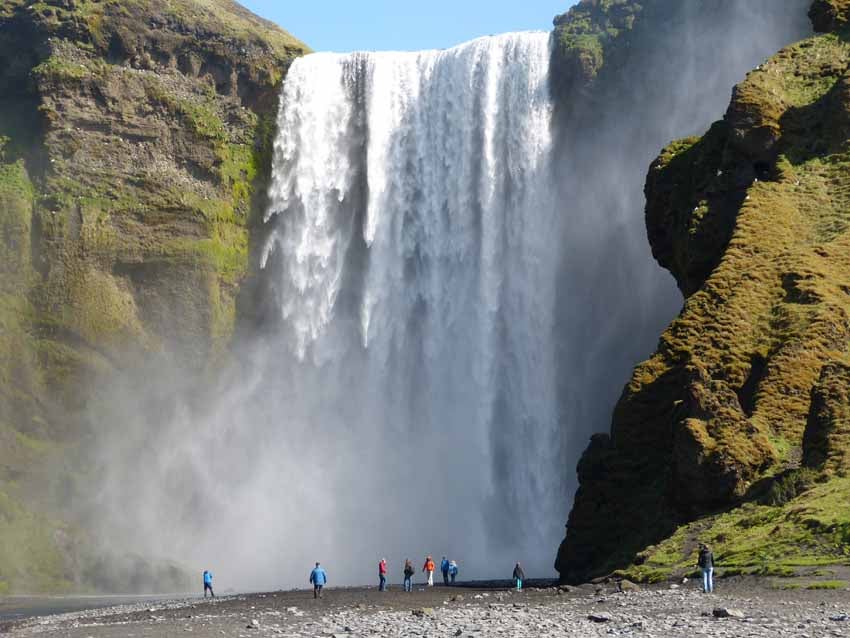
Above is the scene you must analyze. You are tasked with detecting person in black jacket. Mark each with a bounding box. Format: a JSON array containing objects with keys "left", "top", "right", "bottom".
[
  {"left": 512, "top": 562, "right": 525, "bottom": 591},
  {"left": 403, "top": 559, "right": 415, "bottom": 592},
  {"left": 697, "top": 543, "right": 714, "bottom": 593}
]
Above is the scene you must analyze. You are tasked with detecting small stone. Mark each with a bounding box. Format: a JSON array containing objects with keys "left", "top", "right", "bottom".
[
  {"left": 588, "top": 613, "right": 612, "bottom": 623},
  {"left": 412, "top": 608, "right": 434, "bottom": 617},
  {"left": 830, "top": 614, "right": 848, "bottom": 621},
  {"left": 617, "top": 579, "right": 640, "bottom": 593},
  {"left": 713, "top": 608, "right": 745, "bottom": 619}
]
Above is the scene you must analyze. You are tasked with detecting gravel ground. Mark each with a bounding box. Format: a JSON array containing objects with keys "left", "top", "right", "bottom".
[{"left": 2, "top": 578, "right": 849, "bottom": 637}]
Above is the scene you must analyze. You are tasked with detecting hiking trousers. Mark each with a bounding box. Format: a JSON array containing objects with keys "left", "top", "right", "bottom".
[{"left": 702, "top": 568, "right": 714, "bottom": 593}]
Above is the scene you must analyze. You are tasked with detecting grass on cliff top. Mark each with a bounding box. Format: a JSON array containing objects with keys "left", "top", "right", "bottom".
[
  {"left": 18, "top": 0, "right": 308, "bottom": 59},
  {"left": 162, "top": 0, "right": 308, "bottom": 55}
]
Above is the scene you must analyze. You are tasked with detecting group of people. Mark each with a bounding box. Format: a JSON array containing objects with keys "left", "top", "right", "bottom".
[
  {"left": 205, "top": 559, "right": 528, "bottom": 600},
  {"left": 309, "top": 556, "right": 525, "bottom": 598},
  {"left": 400, "top": 556, "right": 459, "bottom": 590},
  {"left": 204, "top": 544, "right": 712, "bottom": 599},
  {"left": 382, "top": 556, "right": 460, "bottom": 591}
]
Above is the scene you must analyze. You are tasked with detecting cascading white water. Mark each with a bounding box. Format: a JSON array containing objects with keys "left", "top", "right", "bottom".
[{"left": 260, "top": 32, "right": 566, "bottom": 577}]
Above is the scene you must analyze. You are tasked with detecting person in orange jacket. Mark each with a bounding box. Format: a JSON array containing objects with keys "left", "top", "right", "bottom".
[{"left": 422, "top": 555, "right": 435, "bottom": 586}]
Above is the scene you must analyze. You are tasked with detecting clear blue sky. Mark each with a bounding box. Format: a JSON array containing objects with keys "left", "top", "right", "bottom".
[{"left": 240, "top": 1, "right": 578, "bottom": 53}]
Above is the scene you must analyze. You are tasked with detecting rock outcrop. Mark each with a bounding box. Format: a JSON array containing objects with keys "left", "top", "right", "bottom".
[
  {"left": 0, "top": 0, "right": 306, "bottom": 593},
  {"left": 558, "top": 2, "right": 850, "bottom": 583}
]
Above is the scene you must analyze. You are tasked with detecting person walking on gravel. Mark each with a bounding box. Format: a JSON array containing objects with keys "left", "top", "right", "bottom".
[
  {"left": 441, "top": 556, "right": 450, "bottom": 585},
  {"left": 203, "top": 570, "right": 215, "bottom": 598},
  {"left": 513, "top": 562, "right": 525, "bottom": 591},
  {"left": 423, "top": 555, "right": 435, "bottom": 586},
  {"left": 310, "top": 562, "right": 328, "bottom": 598},
  {"left": 378, "top": 558, "right": 388, "bottom": 591},
  {"left": 449, "top": 559, "right": 458, "bottom": 584},
  {"left": 403, "top": 559, "right": 415, "bottom": 592},
  {"left": 698, "top": 544, "right": 714, "bottom": 593}
]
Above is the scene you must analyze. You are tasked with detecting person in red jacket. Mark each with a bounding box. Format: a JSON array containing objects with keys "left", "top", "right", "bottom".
[
  {"left": 422, "top": 556, "right": 435, "bottom": 586},
  {"left": 378, "top": 558, "right": 388, "bottom": 591}
]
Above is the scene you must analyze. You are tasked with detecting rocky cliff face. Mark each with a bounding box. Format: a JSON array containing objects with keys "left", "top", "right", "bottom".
[
  {"left": 0, "top": 0, "right": 306, "bottom": 592},
  {"left": 558, "top": 0, "right": 850, "bottom": 583}
]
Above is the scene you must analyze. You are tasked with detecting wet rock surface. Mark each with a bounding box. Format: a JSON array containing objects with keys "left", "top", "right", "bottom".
[{"left": 3, "top": 579, "right": 850, "bottom": 637}]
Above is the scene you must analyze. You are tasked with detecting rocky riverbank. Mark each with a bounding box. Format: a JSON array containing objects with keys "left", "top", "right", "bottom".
[{"left": 3, "top": 578, "right": 850, "bottom": 637}]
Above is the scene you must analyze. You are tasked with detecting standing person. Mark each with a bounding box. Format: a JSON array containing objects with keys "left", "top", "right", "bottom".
[
  {"left": 440, "top": 556, "right": 450, "bottom": 586},
  {"left": 378, "top": 558, "right": 388, "bottom": 591},
  {"left": 422, "top": 555, "right": 435, "bottom": 586},
  {"left": 449, "top": 560, "right": 458, "bottom": 584},
  {"left": 203, "top": 570, "right": 214, "bottom": 598},
  {"left": 310, "top": 562, "right": 328, "bottom": 598},
  {"left": 512, "top": 562, "right": 525, "bottom": 591},
  {"left": 697, "top": 543, "right": 714, "bottom": 593},
  {"left": 403, "top": 559, "right": 415, "bottom": 592}
]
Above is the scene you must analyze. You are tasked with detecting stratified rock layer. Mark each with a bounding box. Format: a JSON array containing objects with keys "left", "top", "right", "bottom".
[{"left": 559, "top": 5, "right": 850, "bottom": 582}]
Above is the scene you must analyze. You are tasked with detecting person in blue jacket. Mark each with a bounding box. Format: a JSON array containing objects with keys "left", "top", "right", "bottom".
[
  {"left": 310, "top": 562, "right": 327, "bottom": 598},
  {"left": 440, "top": 557, "right": 450, "bottom": 586},
  {"left": 203, "top": 570, "right": 214, "bottom": 598}
]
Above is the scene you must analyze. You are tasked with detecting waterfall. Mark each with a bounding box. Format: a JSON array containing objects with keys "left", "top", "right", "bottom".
[
  {"left": 83, "top": 3, "right": 813, "bottom": 590},
  {"left": 260, "top": 32, "right": 565, "bottom": 575}
]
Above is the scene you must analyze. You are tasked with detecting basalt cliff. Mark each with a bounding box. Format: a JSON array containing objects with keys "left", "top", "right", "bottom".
[{"left": 558, "top": 0, "right": 850, "bottom": 584}]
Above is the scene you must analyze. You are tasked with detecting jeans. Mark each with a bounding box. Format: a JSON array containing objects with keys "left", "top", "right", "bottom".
[
  {"left": 450, "top": 573, "right": 456, "bottom": 584},
  {"left": 427, "top": 571, "right": 434, "bottom": 586},
  {"left": 516, "top": 578, "right": 522, "bottom": 591},
  {"left": 702, "top": 567, "right": 714, "bottom": 593},
  {"left": 379, "top": 574, "right": 386, "bottom": 591},
  {"left": 443, "top": 571, "right": 449, "bottom": 586},
  {"left": 313, "top": 584, "right": 323, "bottom": 598},
  {"left": 404, "top": 576, "right": 412, "bottom": 592}
]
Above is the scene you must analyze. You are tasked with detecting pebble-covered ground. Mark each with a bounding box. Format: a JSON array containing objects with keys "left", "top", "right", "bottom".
[{"left": 2, "top": 579, "right": 850, "bottom": 637}]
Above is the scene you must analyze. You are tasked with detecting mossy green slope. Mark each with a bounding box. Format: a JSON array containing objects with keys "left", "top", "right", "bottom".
[
  {"left": 558, "top": 6, "right": 850, "bottom": 583},
  {"left": 0, "top": 0, "right": 307, "bottom": 592}
]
